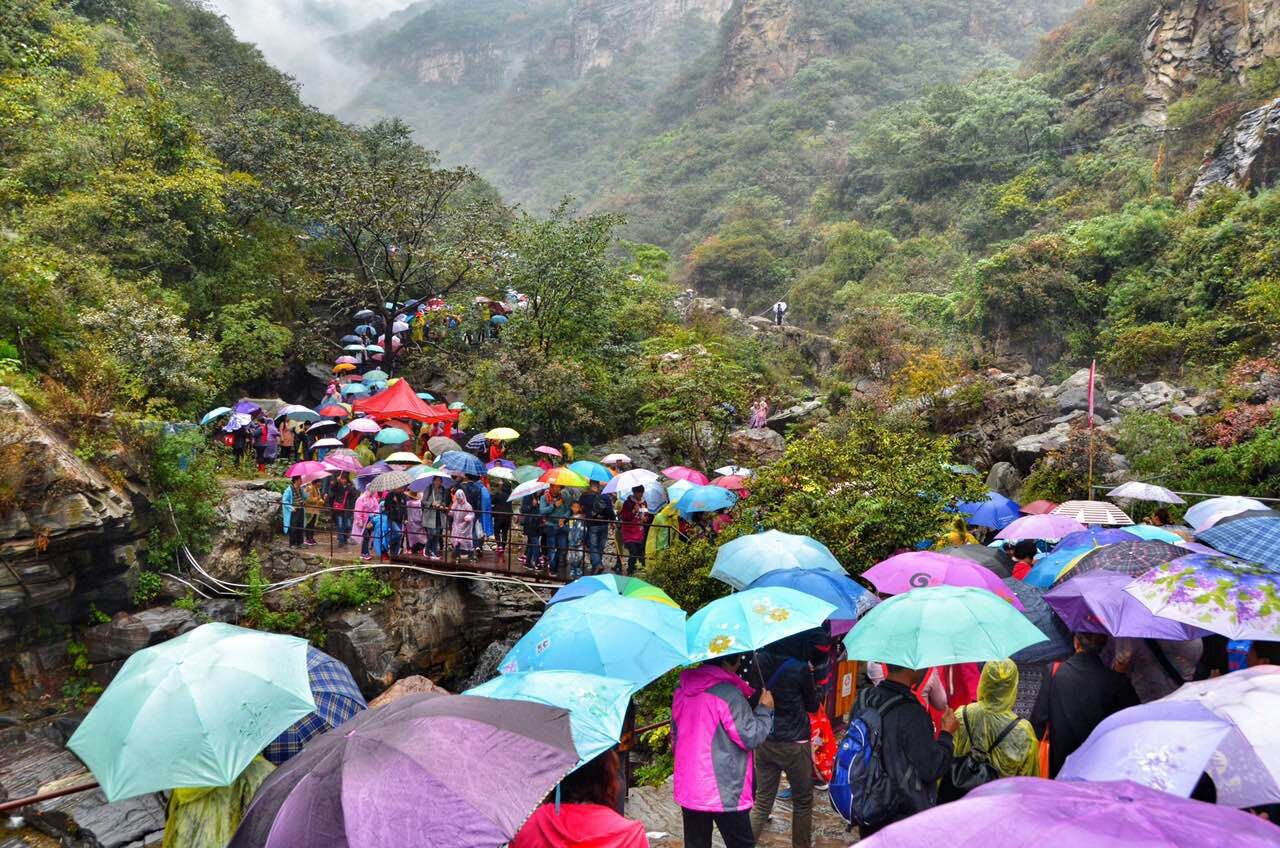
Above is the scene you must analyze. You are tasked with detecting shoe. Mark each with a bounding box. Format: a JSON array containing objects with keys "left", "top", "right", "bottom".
[
  {"left": 813, "top": 781, "right": 829, "bottom": 791},
  {"left": 360, "top": 554, "right": 372, "bottom": 562},
  {"left": 778, "top": 788, "right": 792, "bottom": 801}
]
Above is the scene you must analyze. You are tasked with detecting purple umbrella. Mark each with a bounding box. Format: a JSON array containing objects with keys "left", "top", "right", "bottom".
[
  {"left": 995, "top": 513, "right": 1085, "bottom": 542},
  {"left": 347, "top": 417, "right": 381, "bottom": 434},
  {"left": 233, "top": 400, "right": 262, "bottom": 416},
  {"left": 486, "top": 458, "right": 516, "bottom": 470},
  {"left": 857, "top": 778, "right": 1280, "bottom": 848},
  {"left": 1044, "top": 571, "right": 1208, "bottom": 640},
  {"left": 229, "top": 692, "right": 577, "bottom": 848},
  {"left": 1053, "top": 527, "right": 1135, "bottom": 551},
  {"left": 323, "top": 453, "right": 363, "bottom": 474},
  {"left": 864, "top": 552, "right": 1024, "bottom": 609}
]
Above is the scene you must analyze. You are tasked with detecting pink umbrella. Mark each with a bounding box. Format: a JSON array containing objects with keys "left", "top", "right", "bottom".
[
  {"left": 334, "top": 355, "right": 359, "bottom": 365},
  {"left": 533, "top": 445, "right": 563, "bottom": 457},
  {"left": 286, "top": 461, "right": 327, "bottom": 478},
  {"left": 711, "top": 475, "right": 750, "bottom": 492},
  {"left": 297, "top": 470, "right": 331, "bottom": 485},
  {"left": 347, "top": 418, "right": 381, "bottom": 434},
  {"left": 864, "top": 552, "right": 1024, "bottom": 609},
  {"left": 664, "top": 465, "right": 709, "bottom": 485},
  {"left": 323, "top": 454, "right": 363, "bottom": 473},
  {"left": 996, "top": 513, "right": 1087, "bottom": 542}
]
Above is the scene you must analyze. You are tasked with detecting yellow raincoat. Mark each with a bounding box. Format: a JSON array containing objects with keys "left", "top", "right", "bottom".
[
  {"left": 161, "top": 756, "right": 274, "bottom": 848},
  {"left": 934, "top": 517, "right": 979, "bottom": 549},
  {"left": 646, "top": 503, "right": 680, "bottom": 560},
  {"left": 952, "top": 659, "right": 1039, "bottom": 778}
]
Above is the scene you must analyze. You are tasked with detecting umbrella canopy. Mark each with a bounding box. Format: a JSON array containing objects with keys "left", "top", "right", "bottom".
[
  {"left": 1125, "top": 554, "right": 1280, "bottom": 640},
  {"left": 600, "top": 453, "right": 632, "bottom": 465},
  {"left": 353, "top": 308, "right": 375, "bottom": 320},
  {"left": 1019, "top": 499, "right": 1058, "bottom": 515},
  {"left": 710, "top": 474, "right": 750, "bottom": 492},
  {"left": 374, "top": 428, "right": 411, "bottom": 445},
  {"left": 1002, "top": 578, "right": 1074, "bottom": 663},
  {"left": 488, "top": 467, "right": 516, "bottom": 482},
  {"left": 229, "top": 692, "right": 578, "bottom": 848},
  {"left": 367, "top": 470, "right": 413, "bottom": 492},
  {"left": 674, "top": 484, "right": 739, "bottom": 517},
  {"left": 67, "top": 623, "right": 315, "bottom": 802},
  {"left": 508, "top": 480, "right": 550, "bottom": 502},
  {"left": 334, "top": 355, "right": 359, "bottom": 366},
  {"left": 353, "top": 379, "right": 454, "bottom": 423},
  {"left": 486, "top": 427, "right": 520, "bottom": 441},
  {"left": 540, "top": 467, "right": 590, "bottom": 488},
  {"left": 1107, "top": 481, "right": 1186, "bottom": 504},
  {"left": 533, "top": 445, "right": 563, "bottom": 457},
  {"left": 686, "top": 587, "right": 836, "bottom": 663},
  {"left": 864, "top": 552, "right": 1022, "bottom": 607},
  {"left": 286, "top": 461, "right": 328, "bottom": 478},
  {"left": 954, "top": 491, "right": 1020, "bottom": 530},
  {"left": 1196, "top": 516, "right": 1280, "bottom": 569},
  {"left": 308, "top": 420, "right": 338, "bottom": 432},
  {"left": 391, "top": 320, "right": 409, "bottom": 333},
  {"left": 323, "top": 454, "right": 363, "bottom": 474},
  {"left": 663, "top": 465, "right": 708, "bottom": 485},
  {"left": 340, "top": 383, "right": 370, "bottom": 397},
  {"left": 745, "top": 568, "right": 878, "bottom": 635},
  {"left": 547, "top": 574, "right": 681, "bottom": 609},
  {"left": 601, "top": 468, "right": 660, "bottom": 495},
  {"left": 332, "top": 363, "right": 357, "bottom": 374},
  {"left": 311, "top": 437, "right": 344, "bottom": 450},
  {"left": 233, "top": 400, "right": 262, "bottom": 416},
  {"left": 1045, "top": 571, "right": 1209, "bottom": 640},
  {"left": 996, "top": 514, "right": 1086, "bottom": 542},
  {"left": 499, "top": 592, "right": 687, "bottom": 686},
  {"left": 265, "top": 647, "right": 367, "bottom": 765},
  {"left": 855, "top": 777, "right": 1280, "bottom": 848},
  {"left": 1053, "top": 527, "right": 1136, "bottom": 551},
  {"left": 1213, "top": 507, "right": 1280, "bottom": 527},
  {"left": 316, "top": 404, "right": 349, "bottom": 418},
  {"left": 938, "top": 544, "right": 1014, "bottom": 579},
  {"left": 427, "top": 436, "right": 462, "bottom": 456},
  {"left": 415, "top": 392, "right": 436, "bottom": 401},
  {"left": 440, "top": 450, "right": 486, "bottom": 477},
  {"left": 842, "top": 586, "right": 1047, "bottom": 668},
  {"left": 1022, "top": 546, "right": 1091, "bottom": 589},
  {"left": 347, "top": 418, "right": 381, "bottom": 434},
  {"left": 487, "top": 458, "right": 516, "bottom": 471},
  {"left": 340, "top": 334, "right": 362, "bottom": 344},
  {"left": 384, "top": 451, "right": 422, "bottom": 464},
  {"left": 567, "top": 460, "right": 613, "bottom": 483},
  {"left": 1050, "top": 539, "right": 1187, "bottom": 586},
  {"left": 514, "top": 465, "right": 544, "bottom": 484},
  {"left": 200, "top": 406, "right": 232, "bottom": 425},
  {"left": 1120, "top": 524, "right": 1184, "bottom": 543},
  {"left": 465, "top": 433, "right": 488, "bottom": 450},
  {"left": 408, "top": 469, "right": 455, "bottom": 492},
  {"left": 1185, "top": 496, "right": 1268, "bottom": 530},
  {"left": 1052, "top": 499, "right": 1134, "bottom": 526},
  {"left": 1059, "top": 698, "right": 1280, "bottom": 807},
  {"left": 714, "top": 464, "right": 753, "bottom": 477},
  {"left": 710, "top": 530, "right": 846, "bottom": 590},
  {"left": 448, "top": 401, "right": 468, "bottom": 410},
  {"left": 465, "top": 671, "right": 638, "bottom": 765}
]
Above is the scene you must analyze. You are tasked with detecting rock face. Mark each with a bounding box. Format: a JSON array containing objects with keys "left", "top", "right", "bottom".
[
  {"left": 708, "top": 0, "right": 828, "bottom": 98},
  {"left": 1192, "top": 97, "right": 1280, "bottom": 200},
  {"left": 728, "top": 427, "right": 786, "bottom": 464},
  {"left": 83, "top": 607, "right": 198, "bottom": 664},
  {"left": 203, "top": 479, "right": 283, "bottom": 580},
  {"left": 571, "top": 0, "right": 733, "bottom": 74}
]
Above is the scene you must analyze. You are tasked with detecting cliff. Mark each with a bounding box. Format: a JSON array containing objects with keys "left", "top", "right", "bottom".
[{"left": 571, "top": 0, "right": 733, "bottom": 75}]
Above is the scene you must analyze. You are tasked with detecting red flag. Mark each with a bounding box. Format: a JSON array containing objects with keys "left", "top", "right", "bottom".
[{"left": 1087, "top": 359, "right": 1096, "bottom": 427}]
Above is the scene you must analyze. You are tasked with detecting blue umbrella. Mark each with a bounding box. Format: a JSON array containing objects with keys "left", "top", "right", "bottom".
[
  {"left": 265, "top": 647, "right": 367, "bottom": 765},
  {"left": 374, "top": 428, "right": 410, "bottom": 445},
  {"left": 340, "top": 383, "right": 370, "bottom": 397},
  {"left": 499, "top": 592, "right": 687, "bottom": 686},
  {"left": 1054, "top": 528, "right": 1135, "bottom": 551},
  {"left": 353, "top": 323, "right": 376, "bottom": 335},
  {"left": 686, "top": 587, "right": 836, "bottom": 663},
  {"left": 1197, "top": 517, "right": 1280, "bottom": 569},
  {"left": 200, "top": 406, "right": 232, "bottom": 425},
  {"left": 490, "top": 314, "right": 509, "bottom": 325},
  {"left": 1022, "top": 545, "right": 1093, "bottom": 589},
  {"left": 953, "top": 492, "right": 1020, "bottom": 530},
  {"left": 340, "top": 334, "right": 362, "bottom": 344},
  {"left": 466, "top": 433, "right": 488, "bottom": 450},
  {"left": 1121, "top": 525, "right": 1185, "bottom": 543},
  {"left": 710, "top": 530, "right": 846, "bottom": 590},
  {"left": 465, "top": 671, "right": 637, "bottom": 765},
  {"left": 674, "top": 484, "right": 738, "bottom": 517},
  {"left": 439, "top": 450, "right": 485, "bottom": 477},
  {"left": 567, "top": 461, "right": 613, "bottom": 484},
  {"left": 745, "top": 568, "right": 877, "bottom": 634},
  {"left": 416, "top": 392, "right": 436, "bottom": 401},
  {"left": 354, "top": 308, "right": 375, "bottom": 320}
]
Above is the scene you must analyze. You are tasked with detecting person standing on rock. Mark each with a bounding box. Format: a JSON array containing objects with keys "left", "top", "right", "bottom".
[{"left": 772, "top": 300, "right": 788, "bottom": 327}]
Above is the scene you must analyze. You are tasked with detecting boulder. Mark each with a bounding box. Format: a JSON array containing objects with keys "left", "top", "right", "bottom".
[
  {"left": 985, "top": 462, "right": 1023, "bottom": 498},
  {"left": 367, "top": 675, "right": 450, "bottom": 709},
  {"left": 1117, "top": 381, "right": 1184, "bottom": 412},
  {"left": 592, "top": 429, "right": 673, "bottom": 472},
  {"left": 84, "top": 607, "right": 198, "bottom": 664},
  {"left": 1012, "top": 424, "right": 1072, "bottom": 473},
  {"left": 767, "top": 399, "right": 824, "bottom": 427},
  {"left": 728, "top": 427, "right": 785, "bottom": 464},
  {"left": 1192, "top": 97, "right": 1280, "bottom": 201},
  {"left": 1053, "top": 369, "right": 1113, "bottom": 417},
  {"left": 204, "top": 479, "right": 284, "bottom": 579}
]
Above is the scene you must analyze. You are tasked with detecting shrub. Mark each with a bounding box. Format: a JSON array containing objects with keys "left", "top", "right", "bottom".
[{"left": 316, "top": 569, "right": 395, "bottom": 608}]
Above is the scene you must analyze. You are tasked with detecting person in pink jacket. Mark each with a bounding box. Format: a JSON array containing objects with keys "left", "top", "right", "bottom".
[{"left": 672, "top": 653, "right": 775, "bottom": 848}]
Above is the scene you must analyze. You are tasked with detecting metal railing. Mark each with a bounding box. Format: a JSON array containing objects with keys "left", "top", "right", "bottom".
[{"left": 1090, "top": 485, "right": 1280, "bottom": 504}]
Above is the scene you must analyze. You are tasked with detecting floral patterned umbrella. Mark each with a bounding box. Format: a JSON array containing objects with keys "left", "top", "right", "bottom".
[{"left": 1124, "top": 554, "right": 1280, "bottom": 640}]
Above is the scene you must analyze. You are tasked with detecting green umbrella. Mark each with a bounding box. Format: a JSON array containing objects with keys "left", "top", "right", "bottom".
[
  {"left": 68, "top": 623, "right": 315, "bottom": 801},
  {"left": 514, "top": 464, "right": 543, "bottom": 484},
  {"left": 842, "top": 585, "right": 1046, "bottom": 669}
]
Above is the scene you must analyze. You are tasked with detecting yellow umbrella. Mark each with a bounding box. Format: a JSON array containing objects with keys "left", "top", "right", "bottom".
[
  {"left": 333, "top": 363, "right": 356, "bottom": 373},
  {"left": 486, "top": 427, "right": 520, "bottom": 441}
]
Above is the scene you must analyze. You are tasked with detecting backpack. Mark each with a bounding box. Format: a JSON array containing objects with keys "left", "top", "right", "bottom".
[
  {"left": 939, "top": 710, "right": 1020, "bottom": 802},
  {"left": 829, "top": 693, "right": 907, "bottom": 829}
]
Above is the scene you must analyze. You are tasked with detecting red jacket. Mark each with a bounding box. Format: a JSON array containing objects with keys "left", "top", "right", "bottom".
[
  {"left": 619, "top": 498, "right": 647, "bottom": 544},
  {"left": 511, "top": 803, "right": 648, "bottom": 848}
]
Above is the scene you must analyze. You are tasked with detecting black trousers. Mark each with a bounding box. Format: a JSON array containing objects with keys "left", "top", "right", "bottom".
[{"left": 681, "top": 808, "right": 755, "bottom": 848}]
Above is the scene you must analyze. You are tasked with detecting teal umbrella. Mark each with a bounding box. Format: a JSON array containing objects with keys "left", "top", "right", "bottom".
[
  {"left": 465, "top": 671, "right": 638, "bottom": 765},
  {"left": 842, "top": 585, "right": 1047, "bottom": 669},
  {"left": 567, "top": 460, "right": 613, "bottom": 483},
  {"left": 362, "top": 369, "right": 389, "bottom": 383},
  {"left": 710, "top": 529, "right": 846, "bottom": 590},
  {"left": 200, "top": 406, "right": 232, "bottom": 425},
  {"left": 513, "top": 465, "right": 543, "bottom": 484},
  {"left": 67, "top": 623, "right": 315, "bottom": 801},
  {"left": 686, "top": 587, "right": 835, "bottom": 663},
  {"left": 374, "top": 428, "right": 411, "bottom": 445}
]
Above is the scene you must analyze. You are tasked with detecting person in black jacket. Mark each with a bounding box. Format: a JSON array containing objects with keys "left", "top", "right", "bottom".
[
  {"left": 490, "top": 479, "right": 514, "bottom": 557},
  {"left": 750, "top": 646, "right": 820, "bottom": 848},
  {"left": 857, "top": 663, "right": 958, "bottom": 836},
  {"left": 577, "top": 480, "right": 615, "bottom": 574}
]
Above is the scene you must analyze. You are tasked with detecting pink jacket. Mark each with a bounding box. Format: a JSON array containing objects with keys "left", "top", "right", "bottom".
[
  {"left": 352, "top": 492, "right": 380, "bottom": 536},
  {"left": 671, "top": 665, "right": 773, "bottom": 813}
]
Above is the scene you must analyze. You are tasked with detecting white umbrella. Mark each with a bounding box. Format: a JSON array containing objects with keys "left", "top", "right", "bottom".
[
  {"left": 488, "top": 467, "right": 517, "bottom": 482},
  {"left": 1106, "top": 481, "right": 1185, "bottom": 504},
  {"left": 600, "top": 453, "right": 632, "bottom": 465},
  {"left": 1051, "top": 500, "right": 1133, "bottom": 526},
  {"left": 392, "top": 321, "right": 410, "bottom": 333},
  {"left": 1185, "top": 496, "right": 1268, "bottom": 530},
  {"left": 508, "top": 480, "right": 549, "bottom": 502},
  {"left": 601, "top": 468, "right": 659, "bottom": 495},
  {"left": 714, "top": 465, "right": 754, "bottom": 477},
  {"left": 311, "top": 437, "right": 344, "bottom": 449}
]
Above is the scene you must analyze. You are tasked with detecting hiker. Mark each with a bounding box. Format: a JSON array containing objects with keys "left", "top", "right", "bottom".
[
  {"left": 772, "top": 300, "right": 788, "bottom": 326},
  {"left": 279, "top": 421, "right": 295, "bottom": 461},
  {"left": 1031, "top": 632, "right": 1139, "bottom": 777},
  {"left": 511, "top": 749, "right": 647, "bottom": 848},
  {"left": 1010, "top": 539, "right": 1038, "bottom": 580},
  {"left": 854, "top": 663, "right": 958, "bottom": 836},
  {"left": 748, "top": 398, "right": 769, "bottom": 429},
  {"left": 161, "top": 756, "right": 274, "bottom": 848},
  {"left": 672, "top": 652, "right": 775, "bottom": 848},
  {"left": 520, "top": 494, "right": 545, "bottom": 569},
  {"left": 383, "top": 489, "right": 408, "bottom": 559},
  {"left": 421, "top": 476, "right": 450, "bottom": 558},
  {"left": 619, "top": 486, "right": 648, "bottom": 574},
  {"left": 302, "top": 479, "right": 322, "bottom": 546},
  {"left": 490, "top": 478, "right": 514, "bottom": 558},
  {"left": 404, "top": 489, "right": 426, "bottom": 555},
  {"left": 462, "top": 475, "right": 485, "bottom": 553},
  {"left": 937, "top": 516, "right": 979, "bottom": 549},
  {"left": 1110, "top": 636, "right": 1200, "bottom": 702},
  {"left": 940, "top": 659, "right": 1038, "bottom": 802},
  {"left": 566, "top": 501, "right": 587, "bottom": 580},
  {"left": 353, "top": 489, "right": 380, "bottom": 562},
  {"left": 578, "top": 479, "right": 615, "bottom": 574},
  {"left": 327, "top": 473, "right": 355, "bottom": 546},
  {"left": 284, "top": 479, "right": 305, "bottom": 548},
  {"left": 230, "top": 421, "right": 249, "bottom": 465},
  {"left": 540, "top": 486, "right": 572, "bottom": 578},
  {"left": 449, "top": 487, "right": 476, "bottom": 559},
  {"left": 750, "top": 643, "right": 820, "bottom": 848}
]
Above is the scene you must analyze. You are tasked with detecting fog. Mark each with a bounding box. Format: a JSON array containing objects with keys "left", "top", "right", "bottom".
[{"left": 208, "top": 0, "right": 418, "bottom": 112}]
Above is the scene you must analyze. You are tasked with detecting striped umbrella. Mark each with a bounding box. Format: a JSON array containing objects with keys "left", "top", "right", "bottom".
[
  {"left": 265, "top": 647, "right": 367, "bottom": 764},
  {"left": 367, "top": 470, "right": 412, "bottom": 492},
  {"left": 465, "top": 433, "right": 488, "bottom": 450},
  {"left": 539, "top": 467, "right": 590, "bottom": 488},
  {"left": 1052, "top": 500, "right": 1134, "bottom": 526},
  {"left": 1196, "top": 517, "right": 1280, "bottom": 570}
]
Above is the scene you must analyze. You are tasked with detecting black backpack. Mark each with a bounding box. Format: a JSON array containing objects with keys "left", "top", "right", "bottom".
[{"left": 939, "top": 710, "right": 1020, "bottom": 802}]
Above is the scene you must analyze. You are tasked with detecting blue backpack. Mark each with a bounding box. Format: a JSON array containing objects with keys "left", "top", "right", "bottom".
[{"left": 829, "top": 693, "right": 907, "bottom": 830}]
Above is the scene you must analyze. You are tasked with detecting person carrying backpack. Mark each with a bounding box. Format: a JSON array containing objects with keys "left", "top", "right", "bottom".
[
  {"left": 939, "top": 659, "right": 1038, "bottom": 802},
  {"left": 749, "top": 646, "right": 820, "bottom": 848}
]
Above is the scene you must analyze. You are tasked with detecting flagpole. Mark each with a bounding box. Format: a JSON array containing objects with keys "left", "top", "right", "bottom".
[{"left": 1086, "top": 359, "right": 1096, "bottom": 499}]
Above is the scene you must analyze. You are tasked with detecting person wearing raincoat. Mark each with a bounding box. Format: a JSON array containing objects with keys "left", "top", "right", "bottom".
[
  {"left": 934, "top": 516, "right": 979, "bottom": 549},
  {"left": 949, "top": 660, "right": 1039, "bottom": 783},
  {"left": 646, "top": 502, "right": 680, "bottom": 562},
  {"left": 353, "top": 489, "right": 380, "bottom": 562},
  {"left": 450, "top": 488, "right": 476, "bottom": 559},
  {"left": 161, "top": 756, "right": 274, "bottom": 848}
]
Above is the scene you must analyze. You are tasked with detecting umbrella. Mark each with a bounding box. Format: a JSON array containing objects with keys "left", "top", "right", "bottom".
[
  {"left": 367, "top": 470, "right": 413, "bottom": 492},
  {"left": 391, "top": 320, "right": 410, "bottom": 333},
  {"left": 666, "top": 479, "right": 695, "bottom": 503},
  {"left": 938, "top": 544, "right": 1013, "bottom": 579},
  {"left": 600, "top": 453, "right": 632, "bottom": 465},
  {"left": 1213, "top": 508, "right": 1280, "bottom": 527},
  {"left": 533, "top": 445, "right": 563, "bottom": 457},
  {"left": 499, "top": 592, "right": 688, "bottom": 686},
  {"left": 416, "top": 391, "right": 437, "bottom": 401},
  {"left": 855, "top": 777, "right": 1280, "bottom": 848},
  {"left": 710, "top": 530, "right": 846, "bottom": 590},
  {"left": 842, "top": 586, "right": 1047, "bottom": 668},
  {"left": 601, "top": 468, "right": 660, "bottom": 495},
  {"left": 233, "top": 401, "right": 262, "bottom": 416},
  {"left": 487, "top": 458, "right": 516, "bottom": 471},
  {"left": 1053, "top": 527, "right": 1135, "bottom": 550},
  {"left": 200, "top": 406, "right": 232, "bottom": 425},
  {"left": 508, "top": 480, "right": 549, "bottom": 501},
  {"left": 308, "top": 420, "right": 338, "bottom": 431},
  {"left": 513, "top": 465, "right": 544, "bottom": 484},
  {"left": 427, "top": 436, "right": 462, "bottom": 456},
  {"left": 332, "top": 363, "right": 357, "bottom": 374},
  {"left": 640, "top": 479, "right": 669, "bottom": 512},
  {"left": 67, "top": 623, "right": 315, "bottom": 802},
  {"left": 316, "top": 404, "right": 349, "bottom": 418},
  {"left": 1019, "top": 499, "right": 1058, "bottom": 515},
  {"left": 663, "top": 465, "right": 708, "bottom": 485},
  {"left": 547, "top": 574, "right": 680, "bottom": 609},
  {"left": 334, "top": 355, "right": 359, "bottom": 366},
  {"left": 311, "top": 437, "right": 344, "bottom": 449},
  {"left": 490, "top": 314, "right": 509, "bottom": 325},
  {"left": 745, "top": 568, "right": 877, "bottom": 635},
  {"left": 995, "top": 514, "right": 1086, "bottom": 542},
  {"left": 540, "top": 467, "right": 590, "bottom": 488},
  {"left": 710, "top": 474, "right": 750, "bottom": 492},
  {"left": 1052, "top": 499, "right": 1133, "bottom": 525},
  {"left": 486, "top": 427, "right": 520, "bottom": 441},
  {"left": 323, "top": 454, "right": 363, "bottom": 474},
  {"left": 357, "top": 461, "right": 392, "bottom": 478},
  {"left": 375, "top": 428, "right": 411, "bottom": 445},
  {"left": 265, "top": 647, "right": 367, "bottom": 765},
  {"left": 229, "top": 692, "right": 577, "bottom": 848},
  {"left": 1107, "top": 481, "right": 1186, "bottom": 504},
  {"left": 1002, "top": 578, "right": 1073, "bottom": 663},
  {"left": 384, "top": 451, "right": 422, "bottom": 464},
  {"left": 1196, "top": 516, "right": 1280, "bottom": 569},
  {"left": 567, "top": 460, "right": 613, "bottom": 483},
  {"left": 353, "top": 323, "right": 375, "bottom": 335},
  {"left": 714, "top": 465, "right": 753, "bottom": 477},
  {"left": 465, "top": 671, "right": 639, "bottom": 765},
  {"left": 340, "top": 383, "right": 370, "bottom": 396},
  {"left": 1051, "top": 539, "right": 1188, "bottom": 586},
  {"left": 1059, "top": 698, "right": 1280, "bottom": 807},
  {"left": 339, "top": 334, "right": 362, "bottom": 344},
  {"left": 448, "top": 401, "right": 468, "bottom": 411},
  {"left": 1185, "top": 496, "right": 1268, "bottom": 530},
  {"left": 465, "top": 433, "right": 488, "bottom": 450},
  {"left": 488, "top": 467, "right": 516, "bottom": 482},
  {"left": 353, "top": 308, "right": 375, "bottom": 320},
  {"left": 1121, "top": 524, "right": 1184, "bottom": 543},
  {"left": 1125, "top": 553, "right": 1280, "bottom": 639},
  {"left": 408, "top": 469, "right": 455, "bottom": 492},
  {"left": 440, "top": 450, "right": 486, "bottom": 477},
  {"left": 1045, "top": 571, "right": 1209, "bottom": 639},
  {"left": 1022, "top": 546, "right": 1092, "bottom": 589},
  {"left": 674, "top": 484, "right": 739, "bottom": 517},
  {"left": 286, "top": 461, "right": 328, "bottom": 478},
  {"left": 954, "top": 491, "right": 1020, "bottom": 530},
  {"left": 346, "top": 418, "right": 381, "bottom": 434},
  {"left": 342, "top": 344, "right": 367, "bottom": 353},
  {"left": 365, "top": 344, "right": 385, "bottom": 354},
  {"left": 864, "top": 552, "right": 1022, "bottom": 607},
  {"left": 686, "top": 587, "right": 836, "bottom": 663}
]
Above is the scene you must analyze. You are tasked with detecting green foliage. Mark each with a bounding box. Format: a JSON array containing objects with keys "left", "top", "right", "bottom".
[
  {"left": 143, "top": 429, "right": 223, "bottom": 570},
  {"left": 132, "top": 569, "right": 164, "bottom": 606},
  {"left": 62, "top": 639, "right": 103, "bottom": 707},
  {"left": 88, "top": 603, "right": 111, "bottom": 625},
  {"left": 639, "top": 340, "right": 751, "bottom": 468},
  {"left": 173, "top": 592, "right": 201, "bottom": 613},
  {"left": 315, "top": 569, "right": 395, "bottom": 608},
  {"left": 1021, "top": 426, "right": 1113, "bottom": 503},
  {"left": 242, "top": 551, "right": 304, "bottom": 634},
  {"left": 212, "top": 299, "right": 293, "bottom": 386},
  {"left": 1115, "top": 411, "right": 1193, "bottom": 479},
  {"left": 644, "top": 536, "right": 731, "bottom": 614}
]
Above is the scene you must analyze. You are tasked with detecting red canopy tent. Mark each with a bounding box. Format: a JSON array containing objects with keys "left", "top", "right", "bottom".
[{"left": 352, "top": 379, "right": 457, "bottom": 423}]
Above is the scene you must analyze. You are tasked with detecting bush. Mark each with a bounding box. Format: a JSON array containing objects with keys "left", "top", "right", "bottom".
[
  {"left": 132, "top": 569, "right": 164, "bottom": 606},
  {"left": 142, "top": 429, "right": 224, "bottom": 571},
  {"left": 316, "top": 569, "right": 395, "bottom": 608}
]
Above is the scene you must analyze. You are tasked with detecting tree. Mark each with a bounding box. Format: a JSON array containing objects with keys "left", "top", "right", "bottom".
[{"left": 639, "top": 341, "right": 750, "bottom": 469}]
